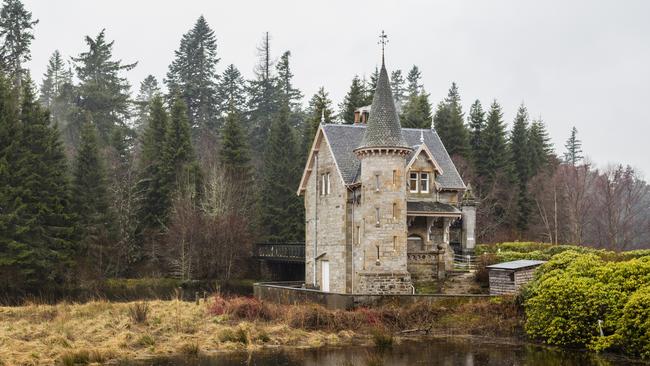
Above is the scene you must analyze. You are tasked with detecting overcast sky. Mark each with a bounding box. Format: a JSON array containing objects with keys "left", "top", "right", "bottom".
[{"left": 23, "top": 0, "right": 650, "bottom": 175}]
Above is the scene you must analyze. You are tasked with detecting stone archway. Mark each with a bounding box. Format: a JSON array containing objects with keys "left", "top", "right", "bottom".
[{"left": 407, "top": 234, "right": 424, "bottom": 253}]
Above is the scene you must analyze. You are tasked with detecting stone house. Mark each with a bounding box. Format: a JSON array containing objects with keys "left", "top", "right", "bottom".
[{"left": 297, "top": 56, "right": 476, "bottom": 294}]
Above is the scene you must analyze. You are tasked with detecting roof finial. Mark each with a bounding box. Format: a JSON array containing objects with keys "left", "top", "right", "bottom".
[
  {"left": 378, "top": 30, "right": 388, "bottom": 65},
  {"left": 321, "top": 109, "right": 325, "bottom": 124},
  {"left": 420, "top": 129, "right": 424, "bottom": 143}
]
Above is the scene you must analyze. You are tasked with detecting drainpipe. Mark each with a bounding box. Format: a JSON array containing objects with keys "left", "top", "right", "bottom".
[
  {"left": 351, "top": 188, "right": 355, "bottom": 293},
  {"left": 313, "top": 153, "right": 319, "bottom": 287}
]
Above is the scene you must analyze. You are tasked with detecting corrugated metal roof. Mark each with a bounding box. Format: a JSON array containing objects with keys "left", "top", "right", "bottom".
[{"left": 486, "top": 260, "right": 546, "bottom": 270}]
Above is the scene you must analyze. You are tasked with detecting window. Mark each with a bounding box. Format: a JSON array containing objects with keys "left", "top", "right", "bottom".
[
  {"left": 393, "top": 236, "right": 397, "bottom": 250},
  {"left": 375, "top": 207, "right": 380, "bottom": 226},
  {"left": 326, "top": 173, "right": 331, "bottom": 195},
  {"left": 420, "top": 173, "right": 429, "bottom": 193},
  {"left": 409, "top": 172, "right": 419, "bottom": 193},
  {"left": 375, "top": 173, "right": 380, "bottom": 191},
  {"left": 320, "top": 173, "right": 331, "bottom": 196},
  {"left": 392, "top": 170, "right": 397, "bottom": 187},
  {"left": 392, "top": 202, "right": 397, "bottom": 219}
]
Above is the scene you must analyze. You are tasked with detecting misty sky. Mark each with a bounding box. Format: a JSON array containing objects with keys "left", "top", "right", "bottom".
[{"left": 23, "top": 0, "right": 650, "bottom": 175}]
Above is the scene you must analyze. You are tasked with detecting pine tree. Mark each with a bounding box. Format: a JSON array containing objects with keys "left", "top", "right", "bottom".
[
  {"left": 509, "top": 104, "right": 532, "bottom": 232},
  {"left": 166, "top": 15, "right": 220, "bottom": 132},
  {"left": 468, "top": 99, "right": 485, "bottom": 162},
  {"left": 217, "top": 64, "right": 246, "bottom": 115},
  {"left": 73, "top": 29, "right": 136, "bottom": 142},
  {"left": 248, "top": 32, "right": 279, "bottom": 151},
  {"left": 0, "top": 0, "right": 37, "bottom": 85},
  {"left": 258, "top": 106, "right": 303, "bottom": 242},
  {"left": 133, "top": 75, "right": 160, "bottom": 132},
  {"left": 390, "top": 69, "right": 405, "bottom": 107},
  {"left": 302, "top": 87, "right": 333, "bottom": 157},
  {"left": 136, "top": 96, "right": 169, "bottom": 232},
  {"left": 365, "top": 67, "right": 379, "bottom": 104},
  {"left": 528, "top": 118, "right": 553, "bottom": 176},
  {"left": 563, "top": 126, "right": 583, "bottom": 165},
  {"left": 400, "top": 65, "right": 432, "bottom": 129},
  {"left": 275, "top": 50, "right": 304, "bottom": 129},
  {"left": 0, "top": 81, "right": 77, "bottom": 290},
  {"left": 406, "top": 65, "right": 422, "bottom": 95},
  {"left": 39, "top": 50, "right": 72, "bottom": 109},
  {"left": 433, "top": 82, "right": 470, "bottom": 158},
  {"left": 339, "top": 75, "right": 366, "bottom": 123},
  {"left": 476, "top": 100, "right": 510, "bottom": 184},
  {"left": 72, "top": 118, "right": 113, "bottom": 275},
  {"left": 220, "top": 107, "right": 252, "bottom": 184}
]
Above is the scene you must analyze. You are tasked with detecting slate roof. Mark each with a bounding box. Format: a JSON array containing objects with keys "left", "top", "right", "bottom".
[
  {"left": 407, "top": 201, "right": 461, "bottom": 215},
  {"left": 486, "top": 260, "right": 546, "bottom": 270},
  {"left": 322, "top": 124, "right": 466, "bottom": 190},
  {"left": 356, "top": 61, "right": 410, "bottom": 150}
]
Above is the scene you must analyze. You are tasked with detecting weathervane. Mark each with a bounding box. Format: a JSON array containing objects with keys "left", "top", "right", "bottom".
[{"left": 378, "top": 30, "right": 388, "bottom": 62}]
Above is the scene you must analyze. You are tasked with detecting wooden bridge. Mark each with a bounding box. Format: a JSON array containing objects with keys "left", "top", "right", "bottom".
[{"left": 254, "top": 242, "right": 305, "bottom": 263}]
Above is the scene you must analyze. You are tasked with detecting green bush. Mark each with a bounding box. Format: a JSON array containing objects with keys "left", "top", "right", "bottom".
[
  {"left": 523, "top": 250, "right": 650, "bottom": 358},
  {"left": 617, "top": 286, "right": 650, "bottom": 358}
]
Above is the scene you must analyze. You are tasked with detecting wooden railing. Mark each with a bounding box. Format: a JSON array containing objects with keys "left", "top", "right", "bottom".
[{"left": 254, "top": 242, "right": 305, "bottom": 262}]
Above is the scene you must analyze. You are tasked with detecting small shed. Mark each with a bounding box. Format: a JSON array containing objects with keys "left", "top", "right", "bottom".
[{"left": 486, "top": 260, "right": 546, "bottom": 295}]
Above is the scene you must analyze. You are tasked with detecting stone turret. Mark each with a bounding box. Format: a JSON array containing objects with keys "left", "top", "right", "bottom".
[{"left": 353, "top": 58, "right": 413, "bottom": 294}]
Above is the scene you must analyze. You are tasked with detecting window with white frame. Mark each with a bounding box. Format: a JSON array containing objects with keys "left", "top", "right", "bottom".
[
  {"left": 320, "top": 173, "right": 331, "bottom": 196},
  {"left": 326, "top": 173, "right": 331, "bottom": 195},
  {"left": 420, "top": 172, "right": 429, "bottom": 193},
  {"left": 409, "top": 172, "right": 418, "bottom": 193}
]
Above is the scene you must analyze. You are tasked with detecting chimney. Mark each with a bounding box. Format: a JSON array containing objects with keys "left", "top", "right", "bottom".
[{"left": 354, "top": 106, "right": 371, "bottom": 125}]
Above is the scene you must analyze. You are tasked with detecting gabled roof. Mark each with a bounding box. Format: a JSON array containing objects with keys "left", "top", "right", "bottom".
[
  {"left": 407, "top": 201, "right": 461, "bottom": 217},
  {"left": 321, "top": 124, "right": 466, "bottom": 190},
  {"left": 406, "top": 143, "right": 444, "bottom": 174},
  {"left": 486, "top": 260, "right": 546, "bottom": 270},
  {"left": 356, "top": 60, "right": 409, "bottom": 150}
]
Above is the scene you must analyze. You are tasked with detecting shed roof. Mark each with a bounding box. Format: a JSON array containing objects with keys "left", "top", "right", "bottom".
[{"left": 486, "top": 260, "right": 546, "bottom": 270}]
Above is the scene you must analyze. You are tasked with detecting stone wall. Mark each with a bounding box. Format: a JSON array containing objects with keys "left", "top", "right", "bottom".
[
  {"left": 406, "top": 251, "right": 443, "bottom": 282},
  {"left": 356, "top": 271, "right": 413, "bottom": 294},
  {"left": 304, "top": 134, "right": 348, "bottom": 293},
  {"left": 489, "top": 267, "right": 538, "bottom": 295}
]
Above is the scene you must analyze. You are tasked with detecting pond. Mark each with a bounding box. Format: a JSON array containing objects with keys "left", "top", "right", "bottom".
[{"left": 128, "top": 338, "right": 645, "bottom": 366}]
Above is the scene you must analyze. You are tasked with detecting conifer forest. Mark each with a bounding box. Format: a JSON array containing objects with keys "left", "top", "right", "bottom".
[{"left": 0, "top": 0, "right": 648, "bottom": 297}]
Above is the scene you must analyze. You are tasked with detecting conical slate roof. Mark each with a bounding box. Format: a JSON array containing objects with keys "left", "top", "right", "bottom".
[{"left": 356, "top": 59, "right": 410, "bottom": 150}]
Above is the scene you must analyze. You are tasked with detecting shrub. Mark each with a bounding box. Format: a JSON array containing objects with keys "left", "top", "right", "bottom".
[
  {"left": 59, "top": 350, "right": 90, "bottom": 366},
  {"left": 208, "top": 295, "right": 278, "bottom": 321},
  {"left": 178, "top": 342, "right": 200, "bottom": 356},
  {"left": 128, "top": 302, "right": 149, "bottom": 324},
  {"left": 616, "top": 286, "right": 650, "bottom": 358},
  {"left": 218, "top": 327, "right": 249, "bottom": 344},
  {"left": 371, "top": 329, "right": 393, "bottom": 349}
]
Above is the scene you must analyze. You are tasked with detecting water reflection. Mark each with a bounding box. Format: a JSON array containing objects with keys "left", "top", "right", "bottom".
[{"left": 129, "top": 338, "right": 640, "bottom": 366}]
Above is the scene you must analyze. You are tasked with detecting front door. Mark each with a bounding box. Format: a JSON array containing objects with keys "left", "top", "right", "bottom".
[{"left": 321, "top": 260, "right": 330, "bottom": 292}]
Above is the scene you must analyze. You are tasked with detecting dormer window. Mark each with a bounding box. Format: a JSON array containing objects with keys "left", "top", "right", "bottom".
[
  {"left": 409, "top": 172, "right": 419, "bottom": 193},
  {"left": 409, "top": 172, "right": 431, "bottom": 193},
  {"left": 420, "top": 173, "right": 429, "bottom": 193}
]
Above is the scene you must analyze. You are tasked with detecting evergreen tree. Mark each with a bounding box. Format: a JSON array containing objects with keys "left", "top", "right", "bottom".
[
  {"left": 136, "top": 96, "right": 169, "bottom": 232},
  {"left": 563, "top": 126, "right": 583, "bottom": 165},
  {"left": 0, "top": 0, "right": 37, "bottom": 85},
  {"left": 339, "top": 75, "right": 366, "bottom": 123},
  {"left": 162, "top": 97, "right": 201, "bottom": 201},
  {"left": 275, "top": 50, "right": 304, "bottom": 129},
  {"left": 248, "top": 32, "right": 279, "bottom": 151},
  {"left": 72, "top": 118, "right": 113, "bottom": 275},
  {"left": 390, "top": 69, "right": 405, "bottom": 107},
  {"left": 509, "top": 104, "right": 532, "bottom": 232},
  {"left": 133, "top": 75, "right": 160, "bottom": 132},
  {"left": 166, "top": 15, "right": 219, "bottom": 132},
  {"left": 302, "top": 86, "right": 333, "bottom": 156},
  {"left": 0, "top": 81, "right": 76, "bottom": 290},
  {"left": 433, "top": 82, "right": 470, "bottom": 158},
  {"left": 528, "top": 118, "right": 553, "bottom": 176},
  {"left": 468, "top": 99, "right": 485, "bottom": 162},
  {"left": 73, "top": 29, "right": 136, "bottom": 141},
  {"left": 476, "top": 100, "right": 510, "bottom": 184},
  {"left": 39, "top": 50, "right": 72, "bottom": 109},
  {"left": 400, "top": 93, "right": 432, "bottom": 129},
  {"left": 401, "top": 65, "right": 433, "bottom": 128},
  {"left": 220, "top": 107, "right": 252, "bottom": 184},
  {"left": 217, "top": 64, "right": 246, "bottom": 115},
  {"left": 365, "top": 67, "right": 379, "bottom": 104},
  {"left": 258, "top": 106, "right": 303, "bottom": 242}
]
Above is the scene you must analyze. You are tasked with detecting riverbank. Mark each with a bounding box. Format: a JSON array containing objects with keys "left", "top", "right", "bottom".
[{"left": 0, "top": 296, "right": 522, "bottom": 365}]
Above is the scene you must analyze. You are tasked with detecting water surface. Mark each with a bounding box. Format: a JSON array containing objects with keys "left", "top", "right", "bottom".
[{"left": 130, "top": 338, "right": 645, "bottom": 366}]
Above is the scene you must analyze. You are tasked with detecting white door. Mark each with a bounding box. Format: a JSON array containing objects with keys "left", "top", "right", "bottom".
[{"left": 321, "top": 260, "right": 330, "bottom": 292}]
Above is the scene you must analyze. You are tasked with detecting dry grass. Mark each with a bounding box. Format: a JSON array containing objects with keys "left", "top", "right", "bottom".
[{"left": 0, "top": 296, "right": 523, "bottom": 365}]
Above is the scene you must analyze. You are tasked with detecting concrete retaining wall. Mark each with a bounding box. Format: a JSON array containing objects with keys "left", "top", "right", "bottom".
[{"left": 254, "top": 282, "right": 493, "bottom": 310}]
